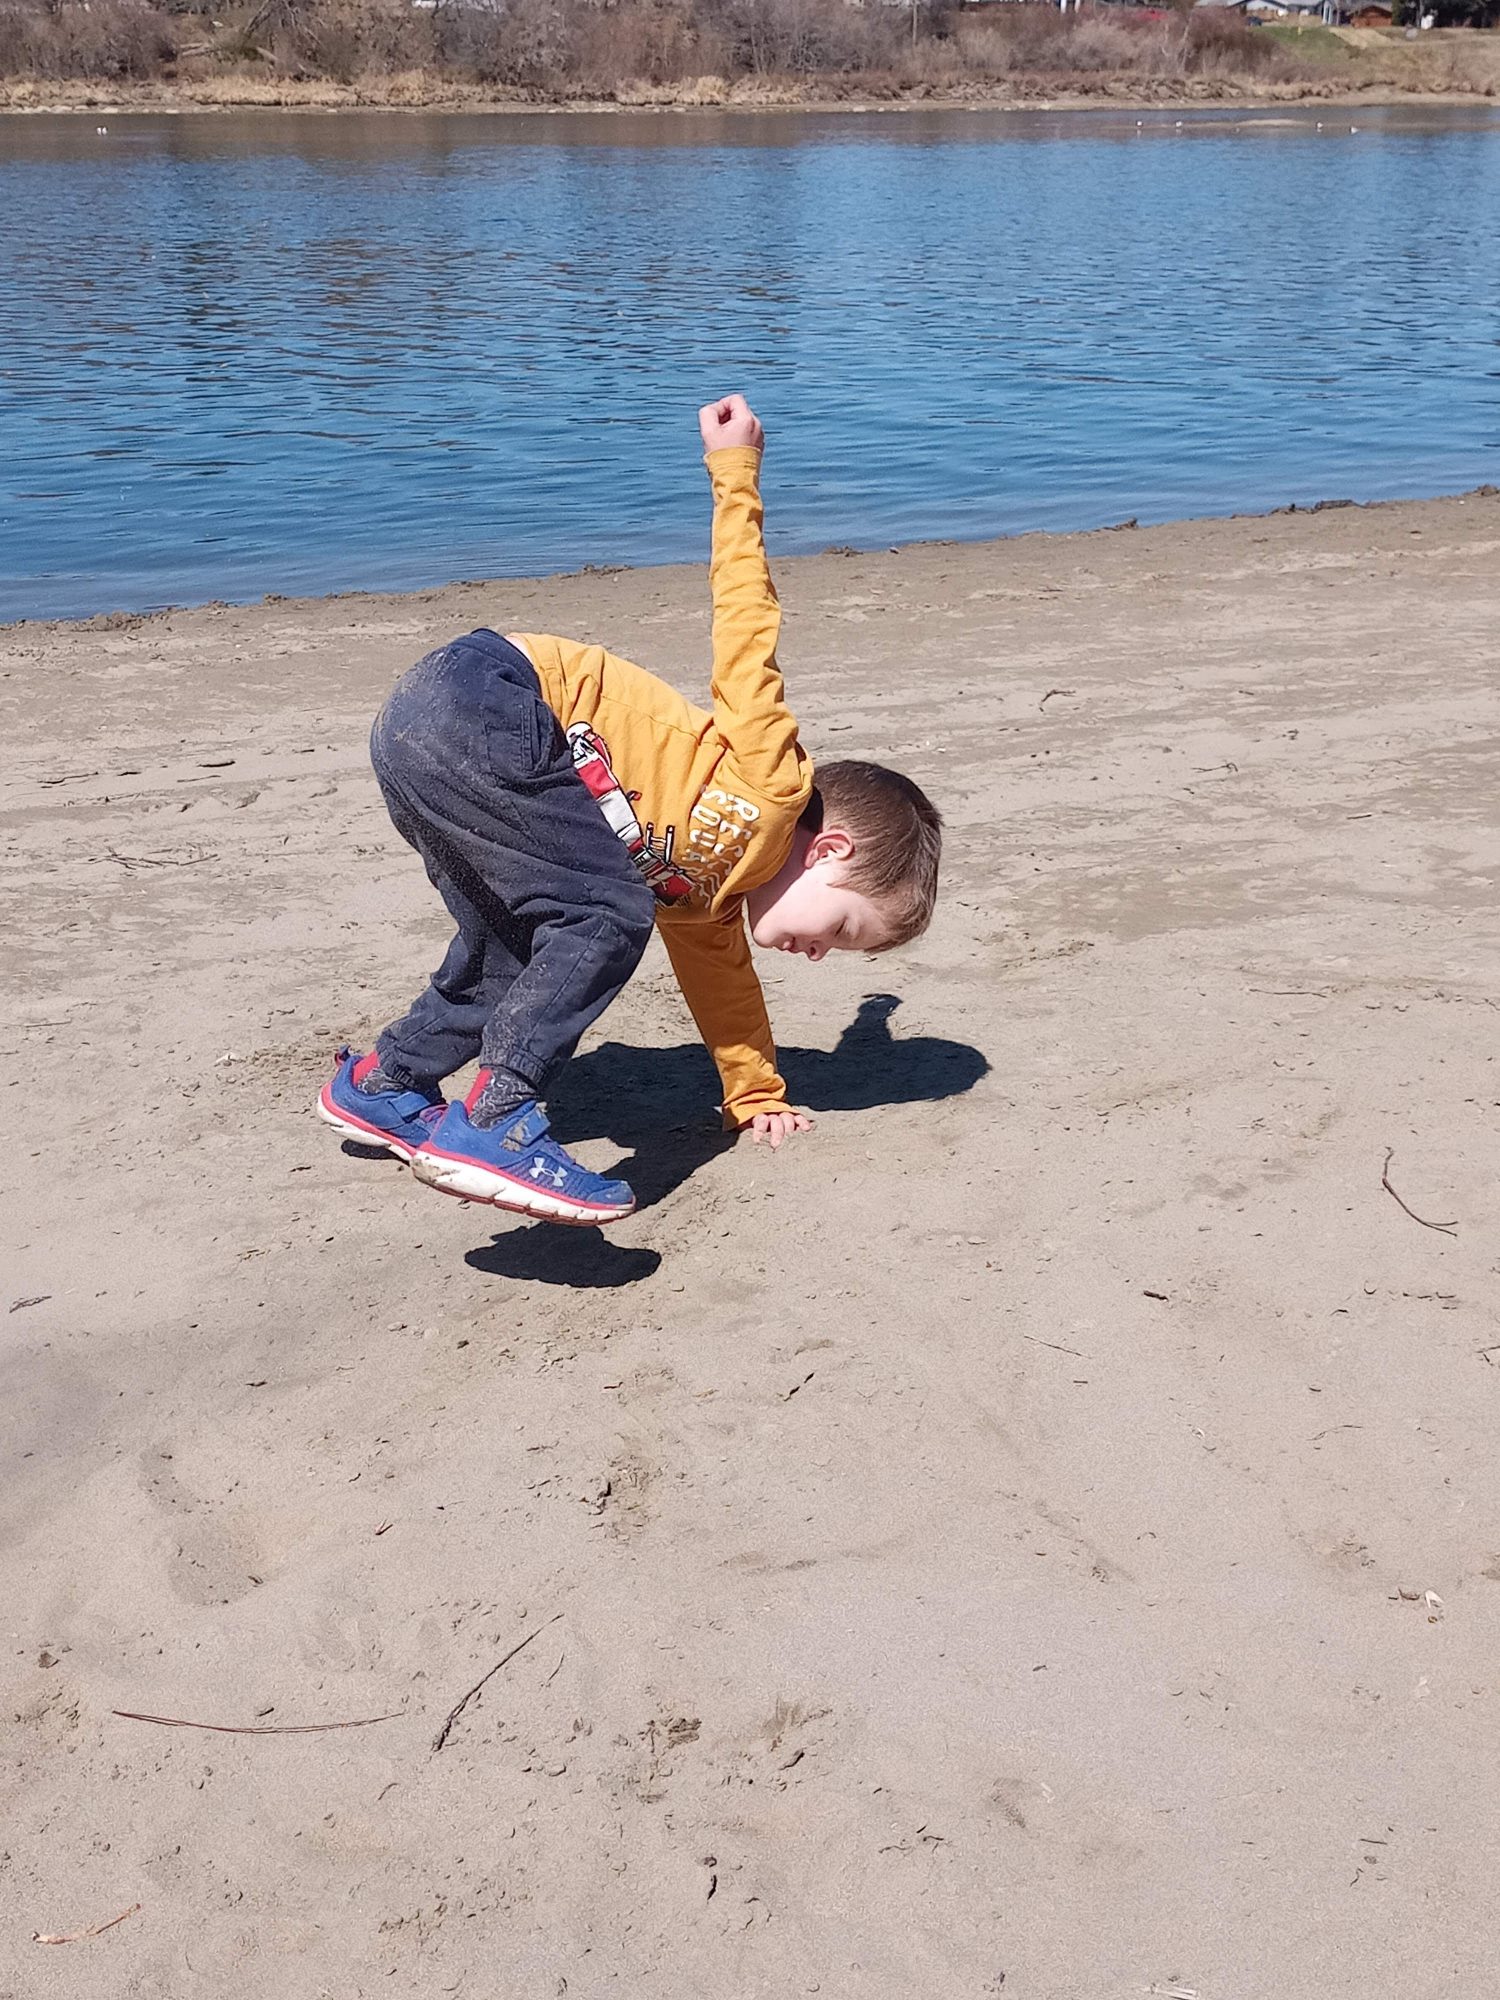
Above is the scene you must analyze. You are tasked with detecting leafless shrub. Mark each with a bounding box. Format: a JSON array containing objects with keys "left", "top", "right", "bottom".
[
  {"left": 958, "top": 2, "right": 1069, "bottom": 72},
  {"left": 1184, "top": 7, "right": 1279, "bottom": 75},
  {"left": 0, "top": 0, "right": 177, "bottom": 77},
  {"left": 431, "top": 0, "right": 579, "bottom": 86},
  {"left": 706, "top": 0, "right": 893, "bottom": 75},
  {"left": 573, "top": 0, "right": 721, "bottom": 89},
  {"left": 0, "top": 0, "right": 1487, "bottom": 95},
  {"left": 287, "top": 0, "right": 436, "bottom": 79},
  {"left": 1061, "top": 16, "right": 1152, "bottom": 70},
  {"left": 952, "top": 6, "right": 1193, "bottom": 79}
]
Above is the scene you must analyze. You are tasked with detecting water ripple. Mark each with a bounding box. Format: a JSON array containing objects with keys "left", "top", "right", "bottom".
[{"left": 1, "top": 104, "right": 1497, "bottom": 621}]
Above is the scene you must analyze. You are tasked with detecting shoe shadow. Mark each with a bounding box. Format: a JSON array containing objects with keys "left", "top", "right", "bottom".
[
  {"left": 465, "top": 1229, "right": 661, "bottom": 1289},
  {"left": 463, "top": 994, "right": 988, "bottom": 1289}
]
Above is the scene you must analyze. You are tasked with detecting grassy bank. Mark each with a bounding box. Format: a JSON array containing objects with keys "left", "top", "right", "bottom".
[{"left": 1, "top": 1, "right": 1496, "bottom": 112}]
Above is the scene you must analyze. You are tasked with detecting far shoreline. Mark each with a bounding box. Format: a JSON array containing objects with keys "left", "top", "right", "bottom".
[
  {"left": 3, "top": 79, "right": 1499, "bottom": 119},
  {"left": 9, "top": 480, "right": 1497, "bottom": 637}
]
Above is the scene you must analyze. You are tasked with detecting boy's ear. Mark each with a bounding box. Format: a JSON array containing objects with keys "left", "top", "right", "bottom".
[{"left": 807, "top": 826, "right": 855, "bottom": 867}]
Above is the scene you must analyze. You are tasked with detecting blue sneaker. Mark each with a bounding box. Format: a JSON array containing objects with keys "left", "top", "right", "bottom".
[
  {"left": 411, "top": 1089, "right": 635, "bottom": 1226},
  {"left": 317, "top": 1047, "right": 445, "bottom": 1163}
]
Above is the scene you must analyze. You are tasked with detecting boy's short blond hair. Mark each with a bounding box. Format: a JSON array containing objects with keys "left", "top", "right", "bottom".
[{"left": 801, "top": 760, "right": 942, "bottom": 949}]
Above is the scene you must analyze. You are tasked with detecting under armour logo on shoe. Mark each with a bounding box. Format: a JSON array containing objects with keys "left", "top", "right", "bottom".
[{"left": 530, "top": 1157, "right": 568, "bottom": 1188}]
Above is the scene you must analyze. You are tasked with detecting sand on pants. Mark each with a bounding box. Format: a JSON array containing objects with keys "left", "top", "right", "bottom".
[{"left": 4, "top": 492, "right": 1500, "bottom": 1999}]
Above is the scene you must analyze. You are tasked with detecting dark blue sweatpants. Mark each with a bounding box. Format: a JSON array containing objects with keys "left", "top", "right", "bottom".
[{"left": 370, "top": 630, "right": 655, "bottom": 1097}]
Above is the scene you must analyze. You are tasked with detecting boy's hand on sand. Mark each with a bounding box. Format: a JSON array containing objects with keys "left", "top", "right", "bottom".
[
  {"left": 699, "top": 395, "right": 764, "bottom": 455},
  {"left": 747, "top": 1109, "right": 814, "bottom": 1149}
]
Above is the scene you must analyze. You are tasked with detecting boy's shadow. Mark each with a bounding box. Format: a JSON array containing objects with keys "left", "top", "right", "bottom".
[{"left": 465, "top": 995, "right": 988, "bottom": 1289}]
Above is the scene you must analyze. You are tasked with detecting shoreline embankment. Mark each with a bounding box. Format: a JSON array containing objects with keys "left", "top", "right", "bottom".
[
  {"left": 7, "top": 482, "right": 1498, "bottom": 636},
  {"left": 3, "top": 76, "right": 1498, "bottom": 115}
]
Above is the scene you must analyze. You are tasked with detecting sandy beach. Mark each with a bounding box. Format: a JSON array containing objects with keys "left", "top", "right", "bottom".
[{"left": 5, "top": 491, "right": 1500, "bottom": 1998}]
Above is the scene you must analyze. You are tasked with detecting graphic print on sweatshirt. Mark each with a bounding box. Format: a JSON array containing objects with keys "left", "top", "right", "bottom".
[
  {"left": 567, "top": 722, "right": 764, "bottom": 911},
  {"left": 683, "top": 786, "right": 762, "bottom": 903},
  {"left": 566, "top": 723, "right": 693, "bottom": 906}
]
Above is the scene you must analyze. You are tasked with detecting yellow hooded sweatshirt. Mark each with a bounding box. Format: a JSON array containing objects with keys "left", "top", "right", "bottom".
[{"left": 510, "top": 444, "right": 813, "bottom": 1127}]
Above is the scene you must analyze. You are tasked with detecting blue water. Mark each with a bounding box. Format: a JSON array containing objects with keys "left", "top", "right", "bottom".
[{"left": 2, "top": 103, "right": 1498, "bottom": 623}]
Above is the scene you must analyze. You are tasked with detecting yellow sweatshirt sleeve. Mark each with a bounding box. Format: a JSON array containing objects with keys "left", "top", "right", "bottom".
[
  {"left": 659, "top": 911, "right": 790, "bottom": 1128},
  {"left": 704, "top": 445, "right": 811, "bottom": 809}
]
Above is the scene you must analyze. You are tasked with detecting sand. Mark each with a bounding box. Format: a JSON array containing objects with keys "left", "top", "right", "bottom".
[{"left": 4, "top": 492, "right": 1500, "bottom": 1999}]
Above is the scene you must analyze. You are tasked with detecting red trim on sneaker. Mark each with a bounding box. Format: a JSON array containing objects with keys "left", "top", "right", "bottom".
[
  {"left": 463, "top": 1067, "right": 493, "bottom": 1114},
  {"left": 351, "top": 1051, "right": 381, "bottom": 1089}
]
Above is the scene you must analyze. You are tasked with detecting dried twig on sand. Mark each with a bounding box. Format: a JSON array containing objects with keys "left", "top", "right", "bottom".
[
  {"left": 112, "top": 1708, "right": 402, "bottom": 1736},
  {"left": 1039, "top": 687, "right": 1075, "bottom": 711},
  {"left": 33, "top": 1902, "right": 141, "bottom": 1945},
  {"left": 432, "top": 1614, "right": 562, "bottom": 1754},
  {"left": 106, "top": 846, "right": 217, "bottom": 870},
  {"left": 1380, "top": 1149, "right": 1458, "bottom": 1237},
  {"left": 1020, "top": 1333, "right": 1084, "bottom": 1358}
]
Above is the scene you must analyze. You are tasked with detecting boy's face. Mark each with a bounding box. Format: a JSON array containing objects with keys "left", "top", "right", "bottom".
[{"left": 746, "top": 829, "right": 889, "bottom": 963}]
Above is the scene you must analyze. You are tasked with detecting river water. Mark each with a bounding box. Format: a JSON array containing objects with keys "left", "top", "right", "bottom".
[{"left": 2, "top": 103, "right": 1497, "bottom": 622}]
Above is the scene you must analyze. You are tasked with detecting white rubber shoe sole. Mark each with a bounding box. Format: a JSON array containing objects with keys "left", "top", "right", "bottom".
[
  {"left": 409, "top": 1145, "right": 635, "bottom": 1227},
  {"left": 316, "top": 1091, "right": 426, "bottom": 1163}
]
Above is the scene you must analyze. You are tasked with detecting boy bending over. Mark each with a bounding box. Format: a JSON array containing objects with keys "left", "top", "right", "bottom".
[{"left": 318, "top": 396, "right": 941, "bottom": 1225}]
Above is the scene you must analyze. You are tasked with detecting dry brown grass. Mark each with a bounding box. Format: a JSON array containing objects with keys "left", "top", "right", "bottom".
[
  {"left": 1332, "top": 20, "right": 1500, "bottom": 88},
  {"left": 0, "top": 0, "right": 1493, "bottom": 105}
]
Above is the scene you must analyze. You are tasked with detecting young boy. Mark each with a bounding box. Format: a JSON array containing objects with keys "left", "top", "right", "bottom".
[{"left": 318, "top": 395, "right": 941, "bottom": 1226}]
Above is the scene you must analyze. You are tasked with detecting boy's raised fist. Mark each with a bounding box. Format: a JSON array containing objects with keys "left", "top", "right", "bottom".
[{"left": 699, "top": 395, "right": 764, "bottom": 455}]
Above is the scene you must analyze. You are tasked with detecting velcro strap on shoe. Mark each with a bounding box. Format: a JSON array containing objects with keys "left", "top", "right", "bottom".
[{"left": 505, "top": 1103, "right": 551, "bottom": 1146}]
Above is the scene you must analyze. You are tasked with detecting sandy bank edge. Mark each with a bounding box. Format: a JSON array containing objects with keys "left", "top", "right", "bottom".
[{"left": 8, "top": 481, "right": 1498, "bottom": 640}]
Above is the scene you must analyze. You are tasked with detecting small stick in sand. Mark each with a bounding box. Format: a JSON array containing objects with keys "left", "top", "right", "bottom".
[
  {"left": 34, "top": 1902, "right": 141, "bottom": 1945},
  {"left": 1380, "top": 1149, "right": 1458, "bottom": 1237},
  {"left": 1038, "top": 687, "right": 1075, "bottom": 711},
  {"left": 112, "top": 1708, "right": 402, "bottom": 1736},
  {"left": 432, "top": 1614, "right": 562, "bottom": 1754},
  {"left": 106, "top": 846, "right": 217, "bottom": 870},
  {"left": 1020, "top": 1333, "right": 1084, "bottom": 1358}
]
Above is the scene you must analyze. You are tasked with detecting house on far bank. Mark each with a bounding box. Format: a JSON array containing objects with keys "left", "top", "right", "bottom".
[
  {"left": 1197, "top": 0, "right": 1393, "bottom": 25},
  {"left": 1196, "top": 0, "right": 1322, "bottom": 23}
]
